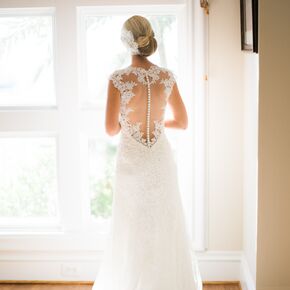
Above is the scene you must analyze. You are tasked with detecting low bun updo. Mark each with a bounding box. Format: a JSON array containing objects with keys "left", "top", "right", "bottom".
[{"left": 123, "top": 15, "right": 157, "bottom": 57}]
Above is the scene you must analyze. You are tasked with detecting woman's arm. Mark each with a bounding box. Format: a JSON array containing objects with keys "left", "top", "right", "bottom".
[
  {"left": 105, "top": 80, "right": 121, "bottom": 136},
  {"left": 164, "top": 82, "right": 188, "bottom": 130}
]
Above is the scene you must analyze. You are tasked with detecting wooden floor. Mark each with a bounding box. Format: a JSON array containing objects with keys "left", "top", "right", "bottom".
[
  {"left": 203, "top": 282, "right": 241, "bottom": 290},
  {"left": 0, "top": 282, "right": 241, "bottom": 290},
  {"left": 0, "top": 286, "right": 92, "bottom": 290}
]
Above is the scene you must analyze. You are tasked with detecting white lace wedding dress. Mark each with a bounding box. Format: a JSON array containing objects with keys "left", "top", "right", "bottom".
[{"left": 92, "top": 64, "right": 202, "bottom": 290}]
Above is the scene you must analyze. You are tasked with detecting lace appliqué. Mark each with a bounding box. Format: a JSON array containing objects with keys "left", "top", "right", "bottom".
[
  {"left": 130, "top": 65, "right": 161, "bottom": 86},
  {"left": 109, "top": 65, "right": 175, "bottom": 148},
  {"left": 160, "top": 70, "right": 176, "bottom": 100}
]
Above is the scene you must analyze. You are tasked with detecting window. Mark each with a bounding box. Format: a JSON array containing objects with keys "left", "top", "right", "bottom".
[
  {"left": 0, "top": 10, "right": 55, "bottom": 106},
  {"left": 0, "top": 7, "right": 59, "bottom": 232},
  {"left": 0, "top": 5, "right": 196, "bottom": 249},
  {"left": 0, "top": 135, "right": 59, "bottom": 225},
  {"left": 77, "top": 6, "right": 188, "bottom": 232},
  {"left": 79, "top": 13, "right": 178, "bottom": 108}
]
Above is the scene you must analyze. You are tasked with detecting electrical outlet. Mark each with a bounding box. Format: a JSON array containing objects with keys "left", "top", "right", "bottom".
[{"left": 61, "top": 263, "right": 80, "bottom": 277}]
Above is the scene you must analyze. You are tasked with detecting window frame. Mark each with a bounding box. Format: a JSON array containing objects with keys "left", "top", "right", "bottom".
[
  {"left": 76, "top": 4, "right": 195, "bottom": 235},
  {"left": 0, "top": 2, "right": 207, "bottom": 253}
]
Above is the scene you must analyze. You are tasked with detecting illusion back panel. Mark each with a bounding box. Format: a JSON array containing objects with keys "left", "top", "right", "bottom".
[
  {"left": 109, "top": 64, "right": 176, "bottom": 148},
  {"left": 122, "top": 72, "right": 168, "bottom": 140}
]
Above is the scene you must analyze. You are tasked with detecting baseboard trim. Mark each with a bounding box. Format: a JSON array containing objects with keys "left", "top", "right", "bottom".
[
  {"left": 203, "top": 280, "right": 241, "bottom": 284},
  {"left": 0, "top": 250, "right": 255, "bottom": 290},
  {"left": 240, "top": 253, "right": 256, "bottom": 290},
  {"left": 196, "top": 250, "right": 254, "bottom": 290}
]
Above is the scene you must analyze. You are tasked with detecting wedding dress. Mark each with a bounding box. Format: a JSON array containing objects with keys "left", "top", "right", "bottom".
[{"left": 92, "top": 64, "right": 202, "bottom": 290}]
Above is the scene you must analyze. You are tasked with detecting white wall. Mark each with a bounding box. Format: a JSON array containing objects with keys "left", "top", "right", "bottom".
[
  {"left": 198, "top": 2, "right": 247, "bottom": 280},
  {"left": 207, "top": 0, "right": 244, "bottom": 251}
]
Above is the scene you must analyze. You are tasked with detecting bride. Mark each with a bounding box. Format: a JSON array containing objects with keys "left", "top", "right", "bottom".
[{"left": 92, "top": 15, "right": 201, "bottom": 290}]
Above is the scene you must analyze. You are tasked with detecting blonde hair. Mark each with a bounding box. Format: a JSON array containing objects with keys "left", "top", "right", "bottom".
[{"left": 123, "top": 15, "right": 157, "bottom": 57}]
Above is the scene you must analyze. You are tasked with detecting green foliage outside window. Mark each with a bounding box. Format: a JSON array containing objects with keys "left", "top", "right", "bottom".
[{"left": 90, "top": 142, "right": 117, "bottom": 218}]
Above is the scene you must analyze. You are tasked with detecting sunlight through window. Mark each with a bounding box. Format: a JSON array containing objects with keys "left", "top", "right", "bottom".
[{"left": 0, "top": 15, "right": 55, "bottom": 106}]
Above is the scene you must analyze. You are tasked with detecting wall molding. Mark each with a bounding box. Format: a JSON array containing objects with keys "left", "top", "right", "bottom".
[
  {"left": 196, "top": 250, "right": 255, "bottom": 290},
  {"left": 0, "top": 249, "right": 255, "bottom": 290},
  {"left": 240, "top": 253, "right": 256, "bottom": 290}
]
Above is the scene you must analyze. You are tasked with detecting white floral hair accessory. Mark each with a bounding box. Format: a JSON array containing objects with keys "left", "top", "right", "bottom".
[{"left": 121, "top": 26, "right": 140, "bottom": 55}]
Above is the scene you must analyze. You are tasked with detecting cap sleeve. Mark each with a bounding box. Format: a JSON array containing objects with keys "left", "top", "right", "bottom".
[
  {"left": 108, "top": 70, "right": 123, "bottom": 92},
  {"left": 161, "top": 69, "right": 177, "bottom": 99}
]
